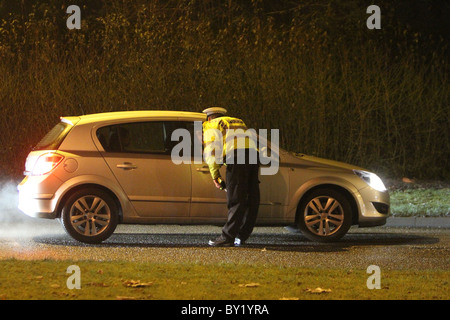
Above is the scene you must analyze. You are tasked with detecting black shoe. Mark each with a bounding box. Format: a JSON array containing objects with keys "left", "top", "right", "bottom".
[{"left": 208, "top": 236, "right": 234, "bottom": 247}]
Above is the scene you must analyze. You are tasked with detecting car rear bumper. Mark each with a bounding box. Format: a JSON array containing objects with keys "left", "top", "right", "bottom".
[
  {"left": 17, "top": 176, "right": 58, "bottom": 219},
  {"left": 17, "top": 194, "right": 57, "bottom": 219}
]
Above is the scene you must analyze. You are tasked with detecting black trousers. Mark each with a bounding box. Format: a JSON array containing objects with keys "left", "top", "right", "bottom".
[{"left": 221, "top": 152, "right": 260, "bottom": 242}]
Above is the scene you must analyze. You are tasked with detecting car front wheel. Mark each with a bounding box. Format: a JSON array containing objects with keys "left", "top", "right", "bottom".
[
  {"left": 298, "top": 188, "right": 352, "bottom": 242},
  {"left": 60, "top": 188, "right": 118, "bottom": 244}
]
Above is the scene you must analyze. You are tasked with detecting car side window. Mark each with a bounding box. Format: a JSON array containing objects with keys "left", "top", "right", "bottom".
[
  {"left": 165, "top": 121, "right": 200, "bottom": 158},
  {"left": 97, "top": 121, "right": 199, "bottom": 155},
  {"left": 97, "top": 122, "right": 166, "bottom": 154}
]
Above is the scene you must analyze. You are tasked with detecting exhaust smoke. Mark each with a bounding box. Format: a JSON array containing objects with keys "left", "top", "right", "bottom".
[
  {"left": 0, "top": 179, "right": 47, "bottom": 239},
  {"left": 0, "top": 179, "right": 24, "bottom": 223}
]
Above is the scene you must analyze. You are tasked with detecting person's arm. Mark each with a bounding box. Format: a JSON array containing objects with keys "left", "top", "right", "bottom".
[{"left": 203, "top": 122, "right": 224, "bottom": 186}]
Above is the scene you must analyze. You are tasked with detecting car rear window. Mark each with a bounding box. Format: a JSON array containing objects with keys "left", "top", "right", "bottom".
[{"left": 33, "top": 122, "right": 73, "bottom": 150}]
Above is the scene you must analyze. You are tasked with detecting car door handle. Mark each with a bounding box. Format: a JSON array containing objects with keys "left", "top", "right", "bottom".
[
  {"left": 116, "top": 162, "right": 137, "bottom": 170},
  {"left": 196, "top": 166, "right": 210, "bottom": 173}
]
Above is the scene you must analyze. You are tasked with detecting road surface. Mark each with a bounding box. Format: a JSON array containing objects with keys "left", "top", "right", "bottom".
[{"left": 0, "top": 217, "right": 448, "bottom": 271}]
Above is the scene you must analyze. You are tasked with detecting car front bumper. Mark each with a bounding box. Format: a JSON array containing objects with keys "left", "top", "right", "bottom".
[{"left": 356, "top": 186, "right": 390, "bottom": 227}]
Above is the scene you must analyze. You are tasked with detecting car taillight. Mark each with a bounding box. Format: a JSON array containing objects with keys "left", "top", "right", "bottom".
[{"left": 31, "top": 153, "right": 64, "bottom": 176}]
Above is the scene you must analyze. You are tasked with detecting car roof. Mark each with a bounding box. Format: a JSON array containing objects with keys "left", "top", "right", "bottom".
[{"left": 61, "top": 110, "right": 206, "bottom": 125}]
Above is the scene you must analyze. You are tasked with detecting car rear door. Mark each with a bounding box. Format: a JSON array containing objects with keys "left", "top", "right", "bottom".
[{"left": 96, "top": 121, "right": 191, "bottom": 221}]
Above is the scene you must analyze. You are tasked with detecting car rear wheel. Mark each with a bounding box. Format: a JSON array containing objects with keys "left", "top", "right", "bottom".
[
  {"left": 61, "top": 188, "right": 118, "bottom": 244},
  {"left": 298, "top": 188, "right": 352, "bottom": 242}
]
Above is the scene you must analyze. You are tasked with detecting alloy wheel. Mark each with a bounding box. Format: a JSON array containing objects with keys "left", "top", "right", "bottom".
[
  {"left": 303, "top": 196, "right": 345, "bottom": 237},
  {"left": 69, "top": 195, "right": 111, "bottom": 237}
]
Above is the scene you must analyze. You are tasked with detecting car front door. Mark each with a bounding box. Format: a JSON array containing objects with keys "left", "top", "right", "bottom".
[{"left": 174, "top": 120, "right": 228, "bottom": 222}]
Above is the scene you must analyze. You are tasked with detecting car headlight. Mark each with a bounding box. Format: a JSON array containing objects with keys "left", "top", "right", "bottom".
[{"left": 353, "top": 170, "right": 387, "bottom": 192}]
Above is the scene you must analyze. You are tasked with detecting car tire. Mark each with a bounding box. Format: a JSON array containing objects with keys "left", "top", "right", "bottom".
[
  {"left": 297, "top": 188, "right": 352, "bottom": 242},
  {"left": 60, "top": 188, "right": 118, "bottom": 244}
]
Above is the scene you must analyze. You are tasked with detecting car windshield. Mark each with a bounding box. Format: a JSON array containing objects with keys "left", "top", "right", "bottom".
[{"left": 33, "top": 122, "right": 73, "bottom": 150}]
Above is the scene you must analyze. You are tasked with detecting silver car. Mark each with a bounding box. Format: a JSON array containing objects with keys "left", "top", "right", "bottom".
[{"left": 17, "top": 111, "right": 389, "bottom": 244}]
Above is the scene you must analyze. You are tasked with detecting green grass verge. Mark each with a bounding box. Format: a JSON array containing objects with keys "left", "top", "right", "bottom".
[
  {"left": 0, "top": 259, "right": 448, "bottom": 300},
  {"left": 390, "top": 188, "right": 450, "bottom": 217}
]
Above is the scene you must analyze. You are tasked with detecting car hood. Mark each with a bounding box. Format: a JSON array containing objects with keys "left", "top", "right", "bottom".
[{"left": 284, "top": 151, "right": 367, "bottom": 172}]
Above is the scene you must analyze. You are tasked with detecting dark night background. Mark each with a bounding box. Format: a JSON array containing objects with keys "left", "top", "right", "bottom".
[{"left": 0, "top": 0, "right": 448, "bottom": 180}]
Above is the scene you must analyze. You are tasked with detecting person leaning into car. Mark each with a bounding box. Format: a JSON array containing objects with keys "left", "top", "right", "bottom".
[{"left": 202, "top": 107, "right": 260, "bottom": 247}]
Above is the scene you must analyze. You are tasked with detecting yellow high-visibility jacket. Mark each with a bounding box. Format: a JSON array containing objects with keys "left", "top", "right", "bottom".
[{"left": 203, "top": 116, "right": 258, "bottom": 180}]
